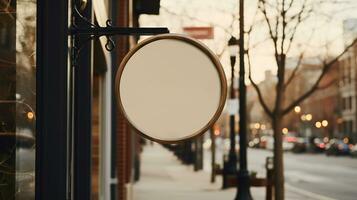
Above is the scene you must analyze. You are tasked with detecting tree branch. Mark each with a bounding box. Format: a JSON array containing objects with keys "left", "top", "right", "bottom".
[
  {"left": 285, "top": 0, "right": 311, "bottom": 54},
  {"left": 281, "top": 0, "right": 287, "bottom": 55},
  {"left": 259, "top": 0, "right": 280, "bottom": 69},
  {"left": 282, "top": 38, "right": 357, "bottom": 116},
  {"left": 247, "top": 50, "right": 273, "bottom": 118},
  {"left": 286, "top": 0, "right": 295, "bottom": 11},
  {"left": 259, "top": 0, "right": 278, "bottom": 51},
  {"left": 284, "top": 53, "right": 304, "bottom": 87}
]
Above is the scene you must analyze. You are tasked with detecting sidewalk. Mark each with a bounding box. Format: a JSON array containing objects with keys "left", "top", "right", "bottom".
[{"left": 133, "top": 144, "right": 322, "bottom": 200}]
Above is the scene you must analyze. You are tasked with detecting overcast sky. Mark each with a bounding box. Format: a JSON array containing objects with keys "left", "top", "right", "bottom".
[{"left": 140, "top": 0, "right": 357, "bottom": 82}]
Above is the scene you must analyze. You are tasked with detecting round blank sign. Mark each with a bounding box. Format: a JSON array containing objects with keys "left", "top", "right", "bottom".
[{"left": 115, "top": 34, "right": 227, "bottom": 143}]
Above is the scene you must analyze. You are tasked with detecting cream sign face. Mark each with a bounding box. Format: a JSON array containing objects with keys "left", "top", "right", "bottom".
[{"left": 115, "top": 34, "right": 227, "bottom": 143}]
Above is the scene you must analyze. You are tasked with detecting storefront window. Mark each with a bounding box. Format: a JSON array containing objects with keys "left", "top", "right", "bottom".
[{"left": 0, "top": 0, "right": 36, "bottom": 199}]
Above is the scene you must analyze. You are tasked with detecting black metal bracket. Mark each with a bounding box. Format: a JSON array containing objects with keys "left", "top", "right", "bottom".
[{"left": 69, "top": 4, "right": 169, "bottom": 67}]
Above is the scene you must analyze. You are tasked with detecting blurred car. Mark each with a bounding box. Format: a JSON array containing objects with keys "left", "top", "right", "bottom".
[
  {"left": 325, "top": 139, "right": 350, "bottom": 156},
  {"left": 283, "top": 135, "right": 297, "bottom": 151},
  {"left": 292, "top": 137, "right": 328, "bottom": 153},
  {"left": 265, "top": 134, "right": 296, "bottom": 151},
  {"left": 292, "top": 137, "right": 307, "bottom": 153},
  {"left": 311, "top": 138, "right": 326, "bottom": 153},
  {"left": 350, "top": 144, "right": 357, "bottom": 158}
]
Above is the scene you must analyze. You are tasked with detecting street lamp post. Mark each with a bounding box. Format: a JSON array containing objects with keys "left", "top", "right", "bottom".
[
  {"left": 236, "top": 0, "right": 252, "bottom": 198},
  {"left": 224, "top": 36, "right": 239, "bottom": 180}
]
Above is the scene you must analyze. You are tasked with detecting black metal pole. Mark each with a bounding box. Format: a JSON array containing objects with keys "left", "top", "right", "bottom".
[
  {"left": 223, "top": 36, "right": 239, "bottom": 189},
  {"left": 228, "top": 55, "right": 237, "bottom": 172},
  {"left": 210, "top": 127, "right": 216, "bottom": 183},
  {"left": 73, "top": 1, "right": 92, "bottom": 199},
  {"left": 36, "top": 0, "right": 69, "bottom": 199},
  {"left": 236, "top": 0, "right": 253, "bottom": 198}
]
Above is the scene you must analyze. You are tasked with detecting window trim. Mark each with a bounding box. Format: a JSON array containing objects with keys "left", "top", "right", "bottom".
[{"left": 35, "top": 0, "right": 69, "bottom": 199}]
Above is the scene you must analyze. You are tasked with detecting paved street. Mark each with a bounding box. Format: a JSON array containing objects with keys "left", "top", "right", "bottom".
[
  {"left": 205, "top": 147, "right": 357, "bottom": 200},
  {"left": 247, "top": 149, "right": 357, "bottom": 200},
  {"left": 134, "top": 144, "right": 323, "bottom": 200}
]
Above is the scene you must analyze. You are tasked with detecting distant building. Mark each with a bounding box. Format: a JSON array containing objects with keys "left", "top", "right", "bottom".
[
  {"left": 301, "top": 61, "right": 340, "bottom": 138},
  {"left": 343, "top": 19, "right": 357, "bottom": 46},
  {"left": 247, "top": 70, "right": 276, "bottom": 131},
  {"left": 247, "top": 57, "right": 341, "bottom": 139},
  {"left": 338, "top": 19, "right": 357, "bottom": 142},
  {"left": 283, "top": 58, "right": 340, "bottom": 138}
]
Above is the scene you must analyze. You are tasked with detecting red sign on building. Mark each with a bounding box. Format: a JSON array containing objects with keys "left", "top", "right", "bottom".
[{"left": 183, "top": 27, "right": 214, "bottom": 39}]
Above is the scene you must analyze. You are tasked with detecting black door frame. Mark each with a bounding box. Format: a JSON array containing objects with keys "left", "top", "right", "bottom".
[
  {"left": 36, "top": 0, "right": 69, "bottom": 199},
  {"left": 73, "top": 1, "right": 93, "bottom": 199},
  {"left": 36, "top": 0, "right": 94, "bottom": 199}
]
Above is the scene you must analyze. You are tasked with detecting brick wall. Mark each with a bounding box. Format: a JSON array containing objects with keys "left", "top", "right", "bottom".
[
  {"left": 115, "top": 0, "right": 131, "bottom": 199},
  {"left": 92, "top": 75, "right": 100, "bottom": 200}
]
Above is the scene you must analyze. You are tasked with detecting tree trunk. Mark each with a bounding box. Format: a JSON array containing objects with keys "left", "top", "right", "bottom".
[{"left": 273, "top": 115, "right": 285, "bottom": 200}]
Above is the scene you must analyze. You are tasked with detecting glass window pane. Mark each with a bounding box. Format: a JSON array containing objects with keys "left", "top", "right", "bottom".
[{"left": 0, "top": 0, "right": 36, "bottom": 199}]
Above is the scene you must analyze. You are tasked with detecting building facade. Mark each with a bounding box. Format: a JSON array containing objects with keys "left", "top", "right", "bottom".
[
  {"left": 338, "top": 19, "right": 357, "bottom": 143},
  {"left": 247, "top": 58, "right": 341, "bottom": 139},
  {"left": 0, "top": 0, "right": 161, "bottom": 200}
]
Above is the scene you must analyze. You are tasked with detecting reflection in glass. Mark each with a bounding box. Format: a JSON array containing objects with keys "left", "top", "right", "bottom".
[{"left": 0, "top": 0, "right": 36, "bottom": 199}]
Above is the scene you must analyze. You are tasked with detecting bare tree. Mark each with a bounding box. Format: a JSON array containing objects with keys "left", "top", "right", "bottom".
[
  {"left": 143, "top": 1, "right": 357, "bottom": 198},
  {"left": 247, "top": 0, "right": 357, "bottom": 199}
]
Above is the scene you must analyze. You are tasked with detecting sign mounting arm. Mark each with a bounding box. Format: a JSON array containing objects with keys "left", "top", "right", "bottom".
[{"left": 69, "top": 3, "right": 169, "bottom": 67}]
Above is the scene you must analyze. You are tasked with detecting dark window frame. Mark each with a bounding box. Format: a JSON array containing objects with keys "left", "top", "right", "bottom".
[
  {"left": 35, "top": 0, "right": 69, "bottom": 199},
  {"left": 73, "top": 1, "right": 93, "bottom": 199}
]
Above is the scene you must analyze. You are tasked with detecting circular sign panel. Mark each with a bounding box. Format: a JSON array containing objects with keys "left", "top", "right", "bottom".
[{"left": 115, "top": 34, "right": 227, "bottom": 143}]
